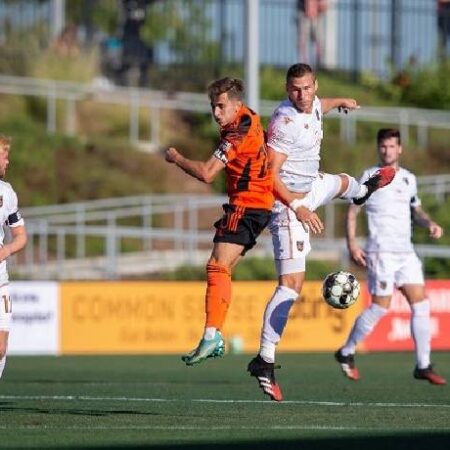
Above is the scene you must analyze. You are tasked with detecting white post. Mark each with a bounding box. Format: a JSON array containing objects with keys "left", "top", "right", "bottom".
[
  {"left": 51, "top": 0, "right": 65, "bottom": 39},
  {"left": 129, "top": 89, "right": 140, "bottom": 143},
  {"left": 323, "top": 0, "right": 338, "bottom": 69},
  {"left": 245, "top": 0, "right": 259, "bottom": 112}
]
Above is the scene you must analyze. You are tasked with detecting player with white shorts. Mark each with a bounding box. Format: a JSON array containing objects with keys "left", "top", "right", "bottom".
[
  {"left": 247, "top": 63, "right": 396, "bottom": 401},
  {"left": 366, "top": 252, "right": 424, "bottom": 297},
  {"left": 336, "top": 128, "right": 446, "bottom": 385},
  {"left": 0, "top": 136, "right": 27, "bottom": 380},
  {"left": 271, "top": 172, "right": 342, "bottom": 274}
]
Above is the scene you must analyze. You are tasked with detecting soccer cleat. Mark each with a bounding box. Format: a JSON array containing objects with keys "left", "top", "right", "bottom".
[
  {"left": 247, "top": 355, "right": 283, "bottom": 402},
  {"left": 353, "top": 166, "right": 396, "bottom": 205},
  {"left": 413, "top": 365, "right": 447, "bottom": 385},
  {"left": 334, "top": 349, "right": 360, "bottom": 381},
  {"left": 182, "top": 331, "right": 225, "bottom": 366}
]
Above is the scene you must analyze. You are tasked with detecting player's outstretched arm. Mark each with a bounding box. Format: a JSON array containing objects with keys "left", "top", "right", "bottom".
[
  {"left": 0, "top": 225, "right": 27, "bottom": 263},
  {"left": 412, "top": 206, "right": 444, "bottom": 239},
  {"left": 346, "top": 203, "right": 366, "bottom": 266},
  {"left": 320, "top": 98, "right": 360, "bottom": 115},
  {"left": 165, "top": 147, "right": 225, "bottom": 184}
]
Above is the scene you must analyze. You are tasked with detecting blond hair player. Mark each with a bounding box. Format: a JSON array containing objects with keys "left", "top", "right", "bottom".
[{"left": 0, "top": 136, "right": 27, "bottom": 380}]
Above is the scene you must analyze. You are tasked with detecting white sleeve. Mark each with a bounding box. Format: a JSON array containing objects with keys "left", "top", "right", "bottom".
[
  {"left": 410, "top": 174, "right": 421, "bottom": 208},
  {"left": 5, "top": 184, "right": 24, "bottom": 227},
  {"left": 267, "top": 115, "right": 296, "bottom": 155}
]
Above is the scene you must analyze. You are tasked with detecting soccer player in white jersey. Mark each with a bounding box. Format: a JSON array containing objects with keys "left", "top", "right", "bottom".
[
  {"left": 247, "top": 63, "right": 396, "bottom": 401},
  {"left": 335, "top": 128, "right": 446, "bottom": 385},
  {"left": 0, "top": 136, "right": 27, "bottom": 380}
]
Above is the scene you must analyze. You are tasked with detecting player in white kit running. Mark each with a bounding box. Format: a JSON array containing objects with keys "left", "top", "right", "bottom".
[
  {"left": 247, "top": 63, "right": 396, "bottom": 401},
  {"left": 335, "top": 128, "right": 446, "bottom": 385},
  {"left": 0, "top": 136, "right": 27, "bottom": 380}
]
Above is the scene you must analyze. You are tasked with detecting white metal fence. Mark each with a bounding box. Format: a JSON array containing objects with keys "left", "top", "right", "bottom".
[
  {"left": 1, "top": 75, "right": 450, "bottom": 148},
  {"left": 10, "top": 174, "right": 450, "bottom": 280}
]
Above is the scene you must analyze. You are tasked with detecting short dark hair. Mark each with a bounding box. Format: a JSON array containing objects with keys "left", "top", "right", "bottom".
[
  {"left": 207, "top": 77, "right": 244, "bottom": 101},
  {"left": 286, "top": 63, "right": 315, "bottom": 83},
  {"left": 377, "top": 128, "right": 401, "bottom": 145},
  {"left": 0, "top": 135, "right": 11, "bottom": 150}
]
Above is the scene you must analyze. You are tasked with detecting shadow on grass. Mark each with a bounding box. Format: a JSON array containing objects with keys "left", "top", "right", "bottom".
[
  {"left": 0, "top": 404, "right": 163, "bottom": 417},
  {"left": 57, "top": 434, "right": 450, "bottom": 450}
]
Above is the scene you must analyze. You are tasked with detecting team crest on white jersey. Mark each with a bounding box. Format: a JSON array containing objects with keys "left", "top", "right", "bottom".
[{"left": 296, "top": 241, "right": 304, "bottom": 251}]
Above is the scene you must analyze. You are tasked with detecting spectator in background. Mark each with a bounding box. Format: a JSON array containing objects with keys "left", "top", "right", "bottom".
[
  {"left": 0, "top": 136, "right": 27, "bottom": 380},
  {"left": 297, "top": 0, "right": 328, "bottom": 68},
  {"left": 119, "top": 0, "right": 154, "bottom": 87},
  {"left": 51, "top": 23, "right": 80, "bottom": 57},
  {"left": 438, "top": 0, "right": 450, "bottom": 58}
]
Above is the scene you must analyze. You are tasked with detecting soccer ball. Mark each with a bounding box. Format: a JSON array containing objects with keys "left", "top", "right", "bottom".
[{"left": 322, "top": 271, "right": 360, "bottom": 309}]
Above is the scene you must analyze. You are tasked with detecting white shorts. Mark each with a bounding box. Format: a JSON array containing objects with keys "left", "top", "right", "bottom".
[
  {"left": 0, "top": 284, "right": 11, "bottom": 331},
  {"left": 366, "top": 251, "right": 424, "bottom": 296},
  {"left": 271, "top": 173, "right": 341, "bottom": 276}
]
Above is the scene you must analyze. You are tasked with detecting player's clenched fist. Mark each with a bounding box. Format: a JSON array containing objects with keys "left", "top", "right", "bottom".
[
  {"left": 165, "top": 147, "right": 180, "bottom": 164},
  {"left": 429, "top": 222, "right": 443, "bottom": 239}
]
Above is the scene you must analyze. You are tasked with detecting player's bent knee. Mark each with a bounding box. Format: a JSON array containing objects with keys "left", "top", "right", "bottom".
[
  {"left": 337, "top": 173, "right": 350, "bottom": 196},
  {"left": 206, "top": 261, "right": 231, "bottom": 276}
]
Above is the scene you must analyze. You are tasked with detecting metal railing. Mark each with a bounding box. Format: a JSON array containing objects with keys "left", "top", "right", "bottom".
[
  {"left": 1, "top": 74, "right": 450, "bottom": 148},
  {"left": 9, "top": 174, "right": 450, "bottom": 280}
]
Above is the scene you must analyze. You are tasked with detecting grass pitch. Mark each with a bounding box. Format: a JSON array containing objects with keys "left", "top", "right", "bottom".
[{"left": 0, "top": 352, "right": 449, "bottom": 449}]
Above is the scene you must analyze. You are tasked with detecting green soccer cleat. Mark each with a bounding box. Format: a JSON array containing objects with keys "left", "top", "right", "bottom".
[{"left": 182, "top": 331, "right": 225, "bottom": 366}]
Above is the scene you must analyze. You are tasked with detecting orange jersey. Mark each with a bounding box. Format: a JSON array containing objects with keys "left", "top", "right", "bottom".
[{"left": 213, "top": 105, "right": 274, "bottom": 210}]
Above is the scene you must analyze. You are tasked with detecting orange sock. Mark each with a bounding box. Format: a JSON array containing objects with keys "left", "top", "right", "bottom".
[{"left": 205, "top": 262, "right": 232, "bottom": 329}]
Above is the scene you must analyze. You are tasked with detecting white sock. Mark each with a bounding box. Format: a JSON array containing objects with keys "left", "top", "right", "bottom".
[
  {"left": 203, "top": 327, "right": 217, "bottom": 340},
  {"left": 0, "top": 356, "right": 6, "bottom": 379},
  {"left": 341, "top": 303, "right": 388, "bottom": 356},
  {"left": 411, "top": 300, "right": 431, "bottom": 369},
  {"left": 340, "top": 174, "right": 368, "bottom": 199},
  {"left": 259, "top": 285, "right": 298, "bottom": 363}
]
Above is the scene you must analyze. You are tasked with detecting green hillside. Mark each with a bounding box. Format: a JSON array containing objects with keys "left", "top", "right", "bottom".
[{"left": 0, "top": 55, "right": 449, "bottom": 278}]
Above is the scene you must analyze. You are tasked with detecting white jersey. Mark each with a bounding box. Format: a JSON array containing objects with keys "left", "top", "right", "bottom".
[
  {"left": 361, "top": 166, "right": 420, "bottom": 253},
  {"left": 267, "top": 96, "right": 323, "bottom": 193},
  {"left": 0, "top": 180, "right": 24, "bottom": 284}
]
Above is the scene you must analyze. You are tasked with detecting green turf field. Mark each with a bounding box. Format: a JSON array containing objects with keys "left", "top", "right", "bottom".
[{"left": 0, "top": 352, "right": 449, "bottom": 449}]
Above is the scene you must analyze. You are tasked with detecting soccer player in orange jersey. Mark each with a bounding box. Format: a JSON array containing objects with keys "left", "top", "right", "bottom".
[{"left": 165, "top": 77, "right": 273, "bottom": 365}]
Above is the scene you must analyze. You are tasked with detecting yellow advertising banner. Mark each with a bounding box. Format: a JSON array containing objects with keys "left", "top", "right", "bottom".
[{"left": 60, "top": 281, "right": 364, "bottom": 354}]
